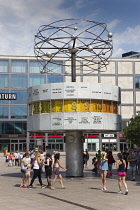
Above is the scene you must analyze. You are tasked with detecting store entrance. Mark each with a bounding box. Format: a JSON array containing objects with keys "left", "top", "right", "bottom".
[
  {"left": 102, "top": 143, "right": 117, "bottom": 151},
  {"left": 10, "top": 143, "right": 26, "bottom": 152},
  {"left": 48, "top": 143, "right": 63, "bottom": 152}
]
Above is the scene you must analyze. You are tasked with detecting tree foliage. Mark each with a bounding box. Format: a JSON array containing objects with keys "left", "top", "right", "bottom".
[{"left": 123, "top": 111, "right": 140, "bottom": 146}]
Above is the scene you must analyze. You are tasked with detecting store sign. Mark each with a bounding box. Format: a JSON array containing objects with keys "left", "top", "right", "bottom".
[
  {"left": 0, "top": 93, "right": 17, "bottom": 100},
  {"left": 102, "top": 139, "right": 117, "bottom": 143},
  {"left": 104, "top": 134, "right": 115, "bottom": 137},
  {"left": 30, "top": 134, "right": 45, "bottom": 138},
  {"left": 84, "top": 134, "right": 99, "bottom": 138},
  {"left": 0, "top": 134, "right": 25, "bottom": 138},
  {"left": 30, "top": 134, "right": 63, "bottom": 138}
]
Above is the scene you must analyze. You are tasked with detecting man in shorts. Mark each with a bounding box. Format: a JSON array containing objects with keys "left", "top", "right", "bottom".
[{"left": 127, "top": 150, "right": 137, "bottom": 181}]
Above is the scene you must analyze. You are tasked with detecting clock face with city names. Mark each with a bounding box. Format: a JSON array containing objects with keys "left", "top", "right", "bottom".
[{"left": 67, "top": 135, "right": 75, "bottom": 143}]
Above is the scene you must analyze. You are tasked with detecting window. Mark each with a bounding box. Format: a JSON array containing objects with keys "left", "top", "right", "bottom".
[
  {"left": 47, "top": 61, "right": 63, "bottom": 73},
  {"left": 0, "top": 121, "right": 27, "bottom": 134},
  {"left": 30, "top": 75, "right": 46, "bottom": 86},
  {"left": 0, "top": 75, "right": 9, "bottom": 88},
  {"left": 11, "top": 75, "right": 27, "bottom": 88},
  {"left": 47, "top": 61, "right": 63, "bottom": 83},
  {"left": 135, "top": 76, "right": 140, "bottom": 89},
  {"left": 11, "top": 106, "right": 27, "bottom": 119},
  {"left": 0, "top": 106, "right": 8, "bottom": 118},
  {"left": 0, "top": 60, "right": 8, "bottom": 72},
  {"left": 29, "top": 61, "right": 45, "bottom": 73},
  {"left": 0, "top": 90, "right": 9, "bottom": 103},
  {"left": 11, "top": 60, "right": 27, "bottom": 73},
  {"left": 11, "top": 90, "right": 27, "bottom": 104},
  {"left": 48, "top": 75, "right": 63, "bottom": 83}
]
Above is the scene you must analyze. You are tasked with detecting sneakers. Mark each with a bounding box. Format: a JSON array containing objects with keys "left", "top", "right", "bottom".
[
  {"left": 41, "top": 185, "right": 45, "bottom": 189},
  {"left": 117, "top": 191, "right": 123, "bottom": 194},
  {"left": 20, "top": 185, "right": 23, "bottom": 188},
  {"left": 132, "top": 178, "right": 135, "bottom": 181},
  {"left": 28, "top": 186, "right": 32, "bottom": 189},
  {"left": 102, "top": 187, "right": 107, "bottom": 191},
  {"left": 125, "top": 189, "right": 128, "bottom": 195},
  {"left": 23, "top": 185, "right": 28, "bottom": 188}
]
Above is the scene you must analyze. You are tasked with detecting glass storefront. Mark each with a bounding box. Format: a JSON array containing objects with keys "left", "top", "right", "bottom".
[
  {"left": 11, "top": 106, "right": 27, "bottom": 119},
  {"left": 0, "top": 121, "right": 27, "bottom": 134}
]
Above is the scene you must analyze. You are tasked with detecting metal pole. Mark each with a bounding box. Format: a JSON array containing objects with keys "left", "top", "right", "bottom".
[{"left": 71, "top": 52, "right": 76, "bottom": 82}]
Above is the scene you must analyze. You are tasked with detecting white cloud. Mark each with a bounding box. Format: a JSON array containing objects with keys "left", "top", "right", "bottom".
[
  {"left": 112, "top": 25, "right": 140, "bottom": 57},
  {"left": 107, "top": 19, "right": 120, "bottom": 31},
  {"left": 0, "top": 0, "right": 73, "bottom": 56}
]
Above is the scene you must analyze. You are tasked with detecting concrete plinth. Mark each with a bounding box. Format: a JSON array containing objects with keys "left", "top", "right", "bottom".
[{"left": 65, "top": 131, "right": 83, "bottom": 177}]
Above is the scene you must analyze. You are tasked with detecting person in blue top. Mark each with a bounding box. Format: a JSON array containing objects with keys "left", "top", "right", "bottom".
[{"left": 100, "top": 152, "right": 108, "bottom": 191}]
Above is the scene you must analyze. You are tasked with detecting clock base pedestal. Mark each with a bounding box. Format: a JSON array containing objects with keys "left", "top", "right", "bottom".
[{"left": 65, "top": 131, "right": 83, "bottom": 177}]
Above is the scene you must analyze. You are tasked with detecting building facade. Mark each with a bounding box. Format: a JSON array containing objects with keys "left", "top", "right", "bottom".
[{"left": 0, "top": 55, "right": 140, "bottom": 152}]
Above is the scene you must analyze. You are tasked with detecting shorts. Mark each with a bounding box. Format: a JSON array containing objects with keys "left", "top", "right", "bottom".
[
  {"left": 100, "top": 170, "right": 108, "bottom": 174},
  {"left": 54, "top": 167, "right": 60, "bottom": 175},
  {"left": 117, "top": 172, "right": 126, "bottom": 177},
  {"left": 130, "top": 165, "right": 136, "bottom": 172},
  {"left": 21, "top": 169, "right": 27, "bottom": 174}
]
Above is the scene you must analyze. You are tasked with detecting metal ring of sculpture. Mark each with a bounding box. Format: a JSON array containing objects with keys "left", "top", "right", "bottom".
[{"left": 34, "top": 19, "right": 113, "bottom": 75}]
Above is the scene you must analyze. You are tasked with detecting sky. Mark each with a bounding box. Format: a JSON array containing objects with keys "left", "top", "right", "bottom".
[{"left": 0, "top": 0, "right": 140, "bottom": 58}]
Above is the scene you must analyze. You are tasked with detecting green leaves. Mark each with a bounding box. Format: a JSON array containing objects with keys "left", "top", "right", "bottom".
[{"left": 123, "top": 111, "right": 140, "bottom": 146}]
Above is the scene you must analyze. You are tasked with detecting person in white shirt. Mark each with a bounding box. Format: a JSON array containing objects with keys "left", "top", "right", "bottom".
[
  {"left": 28, "top": 152, "right": 45, "bottom": 189},
  {"left": 14, "top": 151, "right": 20, "bottom": 166}
]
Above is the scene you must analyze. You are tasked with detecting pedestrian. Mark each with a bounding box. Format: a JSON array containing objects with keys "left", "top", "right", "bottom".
[
  {"left": 25, "top": 151, "right": 31, "bottom": 187},
  {"left": 45, "top": 146, "right": 52, "bottom": 155},
  {"left": 134, "top": 149, "right": 140, "bottom": 174},
  {"left": 100, "top": 152, "right": 108, "bottom": 191},
  {"left": 52, "top": 151, "right": 56, "bottom": 167},
  {"left": 127, "top": 150, "right": 137, "bottom": 181},
  {"left": 30, "top": 151, "right": 35, "bottom": 165},
  {"left": 14, "top": 151, "right": 20, "bottom": 166},
  {"left": 107, "top": 151, "right": 115, "bottom": 176},
  {"left": 92, "top": 157, "right": 98, "bottom": 173},
  {"left": 5, "top": 154, "right": 9, "bottom": 165},
  {"left": 40, "top": 151, "right": 45, "bottom": 173},
  {"left": 28, "top": 152, "right": 45, "bottom": 189},
  {"left": 8, "top": 152, "right": 13, "bottom": 167},
  {"left": 116, "top": 153, "right": 128, "bottom": 195},
  {"left": 96, "top": 150, "right": 102, "bottom": 172},
  {"left": 44, "top": 153, "right": 52, "bottom": 188},
  {"left": 51, "top": 153, "right": 67, "bottom": 190},
  {"left": 20, "top": 152, "right": 30, "bottom": 188},
  {"left": 123, "top": 149, "right": 129, "bottom": 172},
  {"left": 19, "top": 152, "right": 23, "bottom": 166},
  {"left": 84, "top": 149, "right": 89, "bottom": 169}
]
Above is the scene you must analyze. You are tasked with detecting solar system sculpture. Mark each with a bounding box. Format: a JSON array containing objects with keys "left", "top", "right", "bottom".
[{"left": 27, "top": 19, "right": 121, "bottom": 176}]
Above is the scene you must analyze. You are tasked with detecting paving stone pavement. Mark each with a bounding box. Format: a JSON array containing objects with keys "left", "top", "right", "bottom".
[{"left": 0, "top": 152, "right": 140, "bottom": 210}]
